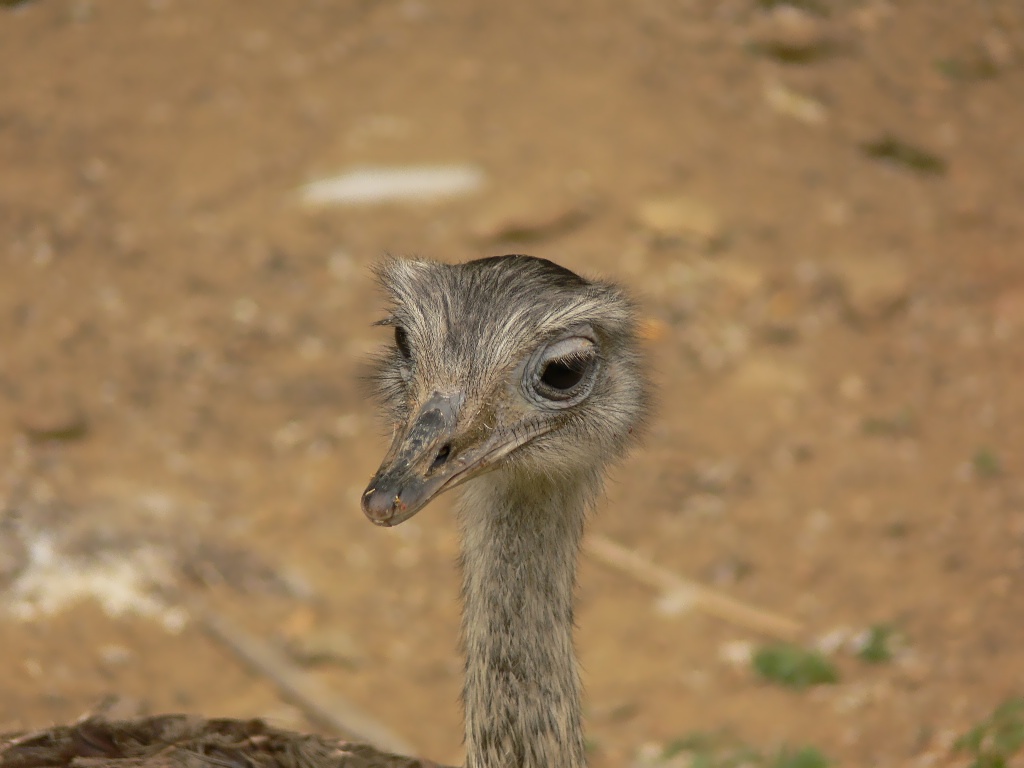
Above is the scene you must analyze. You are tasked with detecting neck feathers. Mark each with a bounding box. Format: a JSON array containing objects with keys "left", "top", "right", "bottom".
[{"left": 457, "top": 470, "right": 597, "bottom": 768}]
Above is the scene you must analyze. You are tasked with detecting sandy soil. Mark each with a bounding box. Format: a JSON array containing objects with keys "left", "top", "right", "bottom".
[{"left": 1, "top": 1, "right": 1023, "bottom": 766}]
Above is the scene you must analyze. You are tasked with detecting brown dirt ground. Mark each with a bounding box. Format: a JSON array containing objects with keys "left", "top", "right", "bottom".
[{"left": 1, "top": 1, "right": 1023, "bottom": 766}]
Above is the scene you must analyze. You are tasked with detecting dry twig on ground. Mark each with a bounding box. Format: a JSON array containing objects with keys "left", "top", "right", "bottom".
[{"left": 585, "top": 534, "right": 803, "bottom": 641}]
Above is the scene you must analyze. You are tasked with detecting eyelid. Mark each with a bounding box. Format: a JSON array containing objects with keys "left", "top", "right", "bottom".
[
  {"left": 547, "top": 348, "right": 596, "bottom": 365},
  {"left": 540, "top": 336, "right": 596, "bottom": 363}
]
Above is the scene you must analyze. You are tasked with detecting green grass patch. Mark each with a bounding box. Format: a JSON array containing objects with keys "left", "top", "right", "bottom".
[
  {"left": 860, "top": 135, "right": 947, "bottom": 176},
  {"left": 767, "top": 747, "right": 830, "bottom": 768},
  {"left": 660, "top": 730, "right": 758, "bottom": 767},
  {"left": 954, "top": 697, "right": 1024, "bottom": 768},
  {"left": 861, "top": 409, "right": 916, "bottom": 437},
  {"left": 654, "top": 731, "right": 830, "bottom": 768},
  {"left": 936, "top": 56, "right": 998, "bottom": 82},
  {"left": 973, "top": 448, "right": 1002, "bottom": 478},
  {"left": 752, "top": 0, "right": 829, "bottom": 14},
  {"left": 855, "top": 624, "right": 897, "bottom": 664},
  {"left": 753, "top": 643, "right": 838, "bottom": 689}
]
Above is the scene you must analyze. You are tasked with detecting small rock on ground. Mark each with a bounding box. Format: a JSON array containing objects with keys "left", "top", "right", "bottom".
[
  {"left": 634, "top": 195, "right": 725, "bottom": 251},
  {"left": 830, "top": 256, "right": 911, "bottom": 322}
]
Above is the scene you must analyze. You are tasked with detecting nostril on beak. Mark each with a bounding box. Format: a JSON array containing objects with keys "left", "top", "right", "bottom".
[{"left": 430, "top": 443, "right": 451, "bottom": 472}]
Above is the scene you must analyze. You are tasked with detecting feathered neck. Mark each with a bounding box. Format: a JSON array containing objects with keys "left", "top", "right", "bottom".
[{"left": 456, "top": 468, "right": 597, "bottom": 768}]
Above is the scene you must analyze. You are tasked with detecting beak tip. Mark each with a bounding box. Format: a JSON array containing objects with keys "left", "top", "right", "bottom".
[{"left": 361, "top": 485, "right": 396, "bottom": 524}]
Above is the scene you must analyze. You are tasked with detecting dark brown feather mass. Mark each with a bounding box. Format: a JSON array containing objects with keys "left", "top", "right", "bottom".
[{"left": 0, "top": 716, "right": 448, "bottom": 768}]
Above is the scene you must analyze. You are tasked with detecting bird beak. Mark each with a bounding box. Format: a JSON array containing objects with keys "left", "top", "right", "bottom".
[{"left": 361, "top": 392, "right": 498, "bottom": 527}]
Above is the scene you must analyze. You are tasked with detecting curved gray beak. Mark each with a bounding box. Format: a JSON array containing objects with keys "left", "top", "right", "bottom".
[{"left": 361, "top": 392, "right": 477, "bottom": 527}]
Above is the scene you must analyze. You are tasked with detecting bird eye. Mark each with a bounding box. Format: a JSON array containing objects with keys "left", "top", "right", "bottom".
[
  {"left": 541, "top": 355, "right": 590, "bottom": 391},
  {"left": 394, "top": 325, "right": 412, "bottom": 361},
  {"left": 526, "top": 333, "right": 600, "bottom": 405}
]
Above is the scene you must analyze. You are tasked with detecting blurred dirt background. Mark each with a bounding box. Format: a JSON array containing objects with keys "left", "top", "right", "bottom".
[{"left": 1, "top": 1, "right": 1023, "bottom": 766}]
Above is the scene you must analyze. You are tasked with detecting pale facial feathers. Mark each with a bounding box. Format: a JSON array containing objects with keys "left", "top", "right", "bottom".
[{"left": 366, "top": 254, "right": 649, "bottom": 494}]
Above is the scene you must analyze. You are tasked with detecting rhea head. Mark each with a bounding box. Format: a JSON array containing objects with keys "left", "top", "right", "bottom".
[{"left": 360, "top": 254, "right": 648, "bottom": 526}]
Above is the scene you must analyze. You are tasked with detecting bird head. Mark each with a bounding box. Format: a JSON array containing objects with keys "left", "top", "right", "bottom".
[{"left": 361, "top": 255, "right": 649, "bottom": 526}]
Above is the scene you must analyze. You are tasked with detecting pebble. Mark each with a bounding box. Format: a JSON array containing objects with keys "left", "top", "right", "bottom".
[
  {"left": 816, "top": 626, "right": 854, "bottom": 655},
  {"left": 298, "top": 164, "right": 485, "bottom": 207},
  {"left": 79, "top": 157, "right": 110, "bottom": 185},
  {"left": 470, "top": 195, "right": 593, "bottom": 243},
  {"left": 689, "top": 459, "right": 740, "bottom": 493},
  {"left": 232, "top": 297, "right": 259, "bottom": 325},
  {"left": 0, "top": 524, "right": 29, "bottom": 588},
  {"left": 706, "top": 260, "right": 766, "bottom": 301},
  {"left": 718, "top": 639, "right": 754, "bottom": 668},
  {"left": 17, "top": 399, "right": 88, "bottom": 442},
  {"left": 93, "top": 694, "right": 145, "bottom": 720},
  {"left": 831, "top": 256, "right": 911, "bottom": 321},
  {"left": 654, "top": 588, "right": 695, "bottom": 617},
  {"left": 98, "top": 644, "right": 134, "bottom": 666},
  {"left": 993, "top": 287, "right": 1024, "bottom": 339},
  {"left": 327, "top": 249, "right": 356, "bottom": 281},
  {"left": 759, "top": 288, "right": 803, "bottom": 342},
  {"left": 286, "top": 626, "right": 365, "bottom": 667},
  {"left": 632, "top": 742, "right": 685, "bottom": 768},
  {"left": 298, "top": 335, "right": 326, "bottom": 361},
  {"left": 686, "top": 322, "right": 751, "bottom": 371},
  {"left": 706, "top": 556, "right": 749, "bottom": 586},
  {"left": 634, "top": 195, "right": 725, "bottom": 250},
  {"left": 727, "top": 356, "right": 809, "bottom": 397},
  {"left": 981, "top": 29, "right": 1015, "bottom": 70},
  {"left": 258, "top": 705, "right": 307, "bottom": 732},
  {"left": 748, "top": 6, "right": 840, "bottom": 62},
  {"left": 682, "top": 492, "right": 726, "bottom": 519},
  {"left": 764, "top": 80, "right": 827, "bottom": 125},
  {"left": 838, "top": 374, "right": 867, "bottom": 402}
]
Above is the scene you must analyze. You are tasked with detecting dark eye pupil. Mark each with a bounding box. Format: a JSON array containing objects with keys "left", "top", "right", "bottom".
[
  {"left": 394, "top": 326, "right": 411, "bottom": 360},
  {"left": 541, "top": 357, "right": 588, "bottom": 391}
]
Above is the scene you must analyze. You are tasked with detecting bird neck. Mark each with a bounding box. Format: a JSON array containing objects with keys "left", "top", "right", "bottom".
[{"left": 457, "top": 469, "right": 596, "bottom": 768}]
